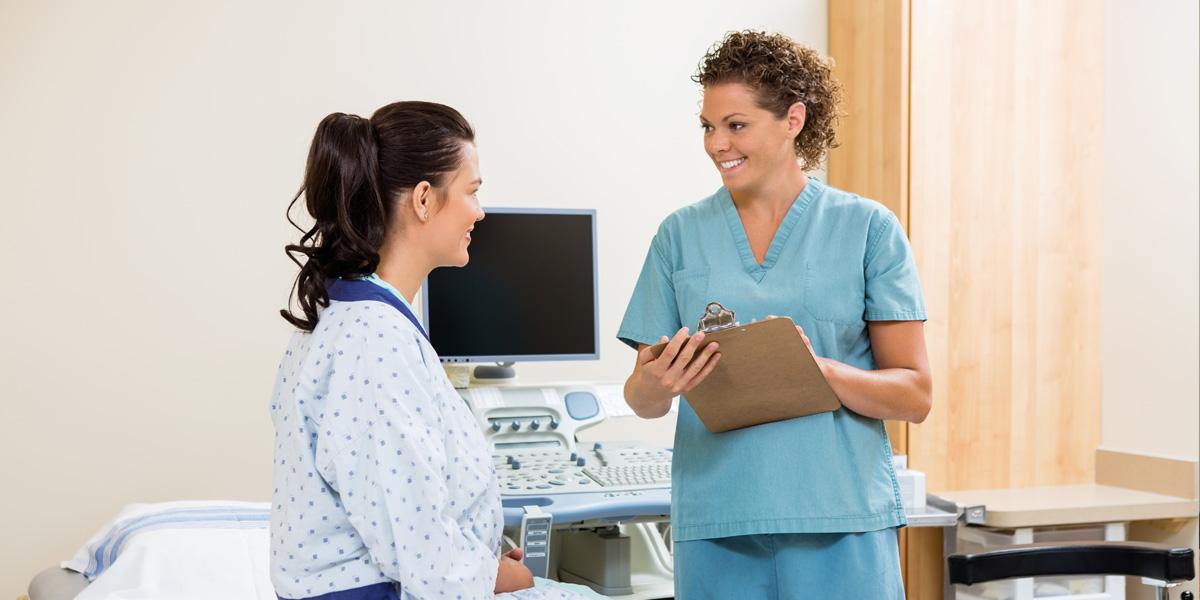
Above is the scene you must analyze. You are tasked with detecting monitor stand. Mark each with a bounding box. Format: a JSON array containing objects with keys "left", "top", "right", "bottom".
[{"left": 472, "top": 361, "right": 516, "bottom": 381}]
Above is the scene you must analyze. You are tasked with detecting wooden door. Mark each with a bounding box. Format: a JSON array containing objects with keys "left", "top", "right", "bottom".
[{"left": 828, "top": 0, "right": 1104, "bottom": 595}]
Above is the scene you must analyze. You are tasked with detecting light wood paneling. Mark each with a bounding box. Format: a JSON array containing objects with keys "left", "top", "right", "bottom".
[
  {"left": 828, "top": 0, "right": 911, "bottom": 457},
  {"left": 905, "top": 526, "right": 944, "bottom": 600},
  {"left": 829, "top": 1, "right": 1104, "bottom": 597},
  {"left": 907, "top": 0, "right": 1104, "bottom": 492},
  {"left": 828, "top": 0, "right": 910, "bottom": 225}
]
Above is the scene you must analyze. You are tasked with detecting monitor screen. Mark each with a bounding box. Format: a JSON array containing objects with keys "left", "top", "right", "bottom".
[{"left": 422, "top": 208, "right": 598, "bottom": 363}]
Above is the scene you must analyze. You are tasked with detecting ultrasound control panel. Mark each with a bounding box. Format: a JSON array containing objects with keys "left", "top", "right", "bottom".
[
  {"left": 459, "top": 386, "right": 673, "bottom": 496},
  {"left": 495, "top": 443, "right": 672, "bottom": 495}
]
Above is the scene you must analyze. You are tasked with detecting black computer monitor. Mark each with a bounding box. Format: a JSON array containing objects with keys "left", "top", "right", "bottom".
[{"left": 422, "top": 208, "right": 599, "bottom": 371}]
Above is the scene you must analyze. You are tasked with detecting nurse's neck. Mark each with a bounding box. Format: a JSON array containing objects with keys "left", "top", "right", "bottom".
[{"left": 731, "top": 162, "right": 809, "bottom": 221}]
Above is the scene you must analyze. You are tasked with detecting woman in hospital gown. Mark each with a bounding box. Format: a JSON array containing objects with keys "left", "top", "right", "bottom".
[
  {"left": 271, "top": 102, "right": 600, "bottom": 600},
  {"left": 618, "top": 32, "right": 933, "bottom": 599}
]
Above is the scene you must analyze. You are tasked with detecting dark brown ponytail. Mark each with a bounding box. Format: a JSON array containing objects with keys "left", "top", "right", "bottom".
[{"left": 281, "top": 102, "right": 475, "bottom": 331}]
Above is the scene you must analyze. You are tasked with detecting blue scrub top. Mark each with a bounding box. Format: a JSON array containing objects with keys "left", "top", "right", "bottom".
[{"left": 617, "top": 178, "right": 927, "bottom": 541}]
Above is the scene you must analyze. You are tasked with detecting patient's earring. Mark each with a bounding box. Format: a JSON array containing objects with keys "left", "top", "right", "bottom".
[{"left": 422, "top": 211, "right": 429, "bottom": 220}]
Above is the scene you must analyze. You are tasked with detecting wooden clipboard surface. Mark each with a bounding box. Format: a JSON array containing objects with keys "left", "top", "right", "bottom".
[{"left": 649, "top": 317, "right": 841, "bottom": 432}]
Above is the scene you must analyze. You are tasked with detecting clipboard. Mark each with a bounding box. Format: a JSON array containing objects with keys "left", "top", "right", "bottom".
[{"left": 648, "top": 302, "right": 841, "bottom": 433}]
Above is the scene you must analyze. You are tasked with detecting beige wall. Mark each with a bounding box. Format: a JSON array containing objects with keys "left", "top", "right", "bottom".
[
  {"left": 1102, "top": 1, "right": 1199, "bottom": 596},
  {"left": 0, "top": 0, "right": 827, "bottom": 595},
  {"left": 1100, "top": 0, "right": 1199, "bottom": 465}
]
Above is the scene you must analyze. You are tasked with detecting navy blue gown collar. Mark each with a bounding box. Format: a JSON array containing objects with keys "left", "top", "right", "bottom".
[{"left": 326, "top": 278, "right": 429, "bottom": 341}]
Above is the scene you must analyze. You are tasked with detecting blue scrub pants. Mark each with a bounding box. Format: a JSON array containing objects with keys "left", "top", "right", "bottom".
[{"left": 673, "top": 528, "right": 905, "bottom": 599}]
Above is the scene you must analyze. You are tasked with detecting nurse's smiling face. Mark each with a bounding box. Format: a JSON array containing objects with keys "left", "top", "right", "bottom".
[
  {"left": 427, "top": 142, "right": 485, "bottom": 268},
  {"left": 700, "top": 83, "right": 806, "bottom": 196}
]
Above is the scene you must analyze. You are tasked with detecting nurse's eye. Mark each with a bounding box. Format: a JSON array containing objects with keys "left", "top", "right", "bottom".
[
  {"left": 700, "top": 123, "right": 714, "bottom": 133},
  {"left": 729, "top": 122, "right": 746, "bottom": 131}
]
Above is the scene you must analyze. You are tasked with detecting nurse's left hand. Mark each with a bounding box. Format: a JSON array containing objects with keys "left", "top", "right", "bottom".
[{"left": 794, "top": 324, "right": 815, "bottom": 355}]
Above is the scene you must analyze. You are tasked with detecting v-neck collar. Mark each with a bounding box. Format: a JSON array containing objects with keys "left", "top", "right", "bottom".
[{"left": 719, "top": 178, "right": 823, "bottom": 281}]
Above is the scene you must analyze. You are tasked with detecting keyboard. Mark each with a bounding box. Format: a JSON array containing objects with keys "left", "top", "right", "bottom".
[
  {"left": 583, "top": 464, "right": 671, "bottom": 488},
  {"left": 495, "top": 443, "right": 672, "bottom": 496}
]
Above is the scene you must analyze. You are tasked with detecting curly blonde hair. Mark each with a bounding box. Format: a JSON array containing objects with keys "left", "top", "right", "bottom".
[{"left": 694, "top": 30, "right": 843, "bottom": 169}]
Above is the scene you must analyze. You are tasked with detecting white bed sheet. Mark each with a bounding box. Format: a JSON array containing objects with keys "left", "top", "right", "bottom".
[
  {"left": 62, "top": 501, "right": 273, "bottom": 600},
  {"left": 59, "top": 501, "right": 609, "bottom": 600}
]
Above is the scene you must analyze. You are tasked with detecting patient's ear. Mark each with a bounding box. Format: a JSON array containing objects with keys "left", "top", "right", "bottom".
[{"left": 407, "top": 181, "right": 433, "bottom": 223}]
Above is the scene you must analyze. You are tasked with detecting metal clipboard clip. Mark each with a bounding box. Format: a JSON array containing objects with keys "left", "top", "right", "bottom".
[{"left": 697, "top": 302, "right": 739, "bottom": 333}]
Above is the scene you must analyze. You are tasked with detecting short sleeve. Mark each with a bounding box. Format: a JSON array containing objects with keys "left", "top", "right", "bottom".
[
  {"left": 863, "top": 211, "right": 928, "bottom": 321},
  {"left": 616, "top": 234, "right": 683, "bottom": 349}
]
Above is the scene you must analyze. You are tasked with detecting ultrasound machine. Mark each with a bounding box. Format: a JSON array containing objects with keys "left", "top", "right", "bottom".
[{"left": 422, "top": 208, "right": 675, "bottom": 598}]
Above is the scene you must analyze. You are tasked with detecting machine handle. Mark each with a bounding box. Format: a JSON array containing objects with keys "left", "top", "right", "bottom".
[{"left": 948, "top": 541, "right": 1195, "bottom": 585}]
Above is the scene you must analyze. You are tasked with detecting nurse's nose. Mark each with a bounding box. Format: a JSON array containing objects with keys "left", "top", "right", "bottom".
[
  {"left": 475, "top": 206, "right": 485, "bottom": 222},
  {"left": 706, "top": 131, "right": 730, "bottom": 156}
]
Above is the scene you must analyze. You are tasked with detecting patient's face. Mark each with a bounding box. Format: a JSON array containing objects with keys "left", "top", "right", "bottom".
[{"left": 430, "top": 142, "right": 484, "bottom": 268}]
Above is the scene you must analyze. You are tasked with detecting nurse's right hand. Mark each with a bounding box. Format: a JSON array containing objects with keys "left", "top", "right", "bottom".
[{"left": 624, "top": 327, "right": 720, "bottom": 418}]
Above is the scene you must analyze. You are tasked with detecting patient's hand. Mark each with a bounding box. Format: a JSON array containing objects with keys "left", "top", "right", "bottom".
[{"left": 495, "top": 548, "right": 534, "bottom": 593}]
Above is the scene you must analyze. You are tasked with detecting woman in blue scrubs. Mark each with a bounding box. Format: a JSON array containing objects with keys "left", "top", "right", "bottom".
[{"left": 617, "top": 31, "right": 932, "bottom": 599}]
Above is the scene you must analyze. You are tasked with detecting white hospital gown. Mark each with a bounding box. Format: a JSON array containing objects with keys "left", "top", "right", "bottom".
[{"left": 270, "top": 299, "right": 593, "bottom": 600}]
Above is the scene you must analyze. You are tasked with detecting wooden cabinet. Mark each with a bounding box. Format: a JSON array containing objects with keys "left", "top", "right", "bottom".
[{"left": 828, "top": 0, "right": 1104, "bottom": 596}]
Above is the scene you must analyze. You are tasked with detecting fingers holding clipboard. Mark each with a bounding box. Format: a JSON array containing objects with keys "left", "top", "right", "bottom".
[{"left": 648, "top": 302, "right": 840, "bottom": 433}]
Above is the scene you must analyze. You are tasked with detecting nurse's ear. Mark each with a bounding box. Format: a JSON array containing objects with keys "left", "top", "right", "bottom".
[
  {"left": 786, "top": 102, "right": 807, "bottom": 140},
  {"left": 406, "top": 181, "right": 434, "bottom": 223}
]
